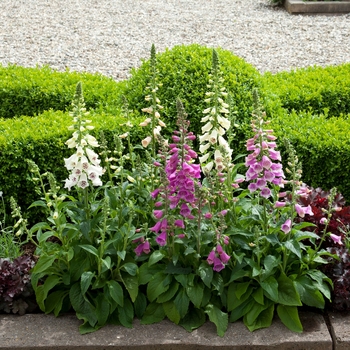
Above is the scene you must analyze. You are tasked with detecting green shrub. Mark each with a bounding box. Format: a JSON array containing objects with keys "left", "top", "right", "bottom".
[
  {"left": 121, "top": 44, "right": 261, "bottom": 150},
  {"left": 271, "top": 110, "right": 350, "bottom": 200},
  {"left": 262, "top": 64, "right": 350, "bottom": 118},
  {"left": 0, "top": 109, "right": 145, "bottom": 222},
  {"left": 0, "top": 64, "right": 125, "bottom": 118}
]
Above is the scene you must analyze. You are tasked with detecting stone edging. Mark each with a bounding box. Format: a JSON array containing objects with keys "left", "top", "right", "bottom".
[
  {"left": 0, "top": 311, "right": 344, "bottom": 350},
  {"left": 284, "top": 0, "right": 350, "bottom": 14}
]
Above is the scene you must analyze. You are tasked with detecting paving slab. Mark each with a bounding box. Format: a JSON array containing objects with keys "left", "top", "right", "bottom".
[
  {"left": 0, "top": 311, "right": 332, "bottom": 350},
  {"left": 327, "top": 311, "right": 350, "bottom": 350},
  {"left": 285, "top": 0, "right": 350, "bottom": 14}
]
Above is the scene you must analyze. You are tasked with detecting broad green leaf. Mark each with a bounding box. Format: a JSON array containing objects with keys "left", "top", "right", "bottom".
[
  {"left": 277, "top": 305, "right": 303, "bottom": 333},
  {"left": 263, "top": 255, "right": 280, "bottom": 277},
  {"left": 163, "top": 301, "right": 181, "bottom": 324},
  {"left": 79, "top": 244, "right": 99, "bottom": 257},
  {"left": 141, "top": 302, "right": 166, "bottom": 324},
  {"left": 108, "top": 280, "right": 124, "bottom": 307},
  {"left": 244, "top": 304, "right": 274, "bottom": 332},
  {"left": 117, "top": 298, "right": 134, "bottom": 328},
  {"left": 36, "top": 275, "right": 61, "bottom": 311},
  {"left": 45, "top": 290, "right": 68, "bottom": 316},
  {"left": 165, "top": 262, "right": 191, "bottom": 275},
  {"left": 157, "top": 281, "right": 179, "bottom": 303},
  {"left": 306, "top": 270, "right": 332, "bottom": 300},
  {"left": 32, "top": 255, "right": 57, "bottom": 274},
  {"left": 70, "top": 283, "right": 97, "bottom": 328},
  {"left": 198, "top": 263, "right": 213, "bottom": 288},
  {"left": 244, "top": 300, "right": 269, "bottom": 325},
  {"left": 102, "top": 256, "right": 111, "bottom": 270},
  {"left": 121, "top": 262, "right": 138, "bottom": 276},
  {"left": 294, "top": 275, "right": 325, "bottom": 309},
  {"left": 252, "top": 287, "right": 264, "bottom": 305},
  {"left": 227, "top": 283, "right": 253, "bottom": 312},
  {"left": 261, "top": 276, "right": 279, "bottom": 302},
  {"left": 134, "top": 292, "right": 147, "bottom": 319},
  {"left": 147, "top": 272, "right": 171, "bottom": 302},
  {"left": 284, "top": 240, "right": 301, "bottom": 259},
  {"left": 122, "top": 274, "right": 138, "bottom": 302},
  {"left": 179, "top": 308, "right": 206, "bottom": 332},
  {"left": 235, "top": 282, "right": 251, "bottom": 300},
  {"left": 205, "top": 304, "right": 228, "bottom": 337},
  {"left": 174, "top": 288, "right": 190, "bottom": 319},
  {"left": 230, "top": 298, "right": 255, "bottom": 323},
  {"left": 138, "top": 263, "right": 164, "bottom": 285},
  {"left": 148, "top": 251, "right": 165, "bottom": 267},
  {"left": 95, "top": 294, "right": 110, "bottom": 326},
  {"left": 186, "top": 283, "right": 204, "bottom": 309},
  {"left": 38, "top": 231, "right": 55, "bottom": 244},
  {"left": 81, "top": 271, "right": 94, "bottom": 295},
  {"left": 277, "top": 273, "right": 302, "bottom": 306}
]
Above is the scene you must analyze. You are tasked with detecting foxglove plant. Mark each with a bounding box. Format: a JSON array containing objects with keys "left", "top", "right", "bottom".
[
  {"left": 64, "top": 82, "right": 103, "bottom": 191},
  {"left": 150, "top": 99, "right": 201, "bottom": 251},
  {"left": 199, "top": 50, "right": 232, "bottom": 174},
  {"left": 139, "top": 44, "right": 166, "bottom": 158}
]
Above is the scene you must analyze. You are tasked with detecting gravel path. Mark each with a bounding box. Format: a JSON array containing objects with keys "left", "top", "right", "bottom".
[{"left": 0, "top": 0, "right": 349, "bottom": 81}]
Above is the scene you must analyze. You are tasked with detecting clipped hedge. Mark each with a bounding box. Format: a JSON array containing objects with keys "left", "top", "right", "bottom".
[
  {"left": 0, "top": 109, "right": 145, "bottom": 222},
  {"left": 121, "top": 44, "right": 261, "bottom": 149},
  {"left": 271, "top": 110, "right": 350, "bottom": 200},
  {"left": 261, "top": 63, "right": 350, "bottom": 118},
  {"left": 0, "top": 64, "right": 125, "bottom": 119}
]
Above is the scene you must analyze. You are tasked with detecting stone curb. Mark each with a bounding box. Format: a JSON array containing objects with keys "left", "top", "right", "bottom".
[
  {"left": 327, "top": 311, "right": 350, "bottom": 350},
  {"left": 0, "top": 311, "right": 332, "bottom": 350},
  {"left": 284, "top": 0, "right": 350, "bottom": 14}
]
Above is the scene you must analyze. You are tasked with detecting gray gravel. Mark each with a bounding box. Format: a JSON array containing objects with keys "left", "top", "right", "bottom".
[{"left": 0, "top": 0, "right": 349, "bottom": 81}]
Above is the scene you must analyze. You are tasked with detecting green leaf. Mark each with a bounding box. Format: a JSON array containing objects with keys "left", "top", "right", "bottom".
[
  {"left": 141, "top": 302, "right": 166, "bottom": 324},
  {"left": 306, "top": 270, "right": 332, "bottom": 300},
  {"left": 277, "top": 305, "right": 303, "bottom": 333},
  {"left": 198, "top": 263, "right": 213, "bottom": 288},
  {"left": 165, "top": 262, "right": 191, "bottom": 275},
  {"left": 174, "top": 288, "right": 190, "bottom": 319},
  {"left": 81, "top": 271, "right": 94, "bottom": 296},
  {"left": 101, "top": 256, "right": 111, "bottom": 270},
  {"left": 36, "top": 275, "right": 61, "bottom": 311},
  {"left": 263, "top": 255, "right": 280, "bottom": 278},
  {"left": 252, "top": 287, "right": 264, "bottom": 305},
  {"left": 244, "top": 300, "right": 269, "bottom": 326},
  {"left": 157, "top": 281, "right": 179, "bottom": 303},
  {"left": 244, "top": 304, "right": 274, "bottom": 332},
  {"left": 138, "top": 263, "right": 164, "bottom": 285},
  {"left": 186, "top": 283, "right": 204, "bottom": 309},
  {"left": 205, "top": 304, "right": 228, "bottom": 337},
  {"left": 147, "top": 272, "right": 171, "bottom": 302},
  {"left": 163, "top": 301, "right": 181, "bottom": 324},
  {"left": 277, "top": 273, "right": 302, "bottom": 306},
  {"left": 230, "top": 298, "right": 255, "bottom": 323},
  {"left": 235, "top": 282, "right": 251, "bottom": 300},
  {"left": 45, "top": 290, "right": 68, "bottom": 316},
  {"left": 148, "top": 251, "right": 165, "bottom": 267},
  {"left": 284, "top": 240, "right": 301, "bottom": 259},
  {"left": 134, "top": 292, "right": 147, "bottom": 319},
  {"left": 122, "top": 274, "right": 138, "bottom": 302},
  {"left": 108, "top": 280, "right": 124, "bottom": 307},
  {"left": 95, "top": 294, "right": 110, "bottom": 327},
  {"left": 261, "top": 276, "right": 279, "bottom": 302},
  {"left": 294, "top": 275, "right": 325, "bottom": 309},
  {"left": 32, "top": 255, "right": 57, "bottom": 274},
  {"left": 227, "top": 282, "right": 253, "bottom": 312},
  {"left": 79, "top": 244, "right": 99, "bottom": 257},
  {"left": 179, "top": 308, "right": 206, "bottom": 332},
  {"left": 70, "top": 283, "right": 97, "bottom": 328},
  {"left": 117, "top": 298, "right": 134, "bottom": 328},
  {"left": 121, "top": 262, "right": 138, "bottom": 276}
]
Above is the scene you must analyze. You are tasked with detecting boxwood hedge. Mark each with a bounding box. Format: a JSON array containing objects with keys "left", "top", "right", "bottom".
[{"left": 0, "top": 64, "right": 125, "bottom": 119}]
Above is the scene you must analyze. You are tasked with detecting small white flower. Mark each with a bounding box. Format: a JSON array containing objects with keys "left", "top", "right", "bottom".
[
  {"left": 142, "top": 136, "right": 152, "bottom": 148},
  {"left": 85, "top": 148, "right": 100, "bottom": 165},
  {"left": 199, "top": 142, "right": 211, "bottom": 153},
  {"left": 209, "top": 129, "right": 218, "bottom": 144},
  {"left": 202, "top": 122, "right": 213, "bottom": 133},
  {"left": 199, "top": 153, "right": 210, "bottom": 163},
  {"left": 199, "top": 133, "right": 210, "bottom": 143},
  {"left": 119, "top": 132, "right": 128, "bottom": 139},
  {"left": 141, "top": 107, "right": 153, "bottom": 114},
  {"left": 158, "top": 120, "right": 166, "bottom": 127},
  {"left": 200, "top": 115, "right": 211, "bottom": 123},
  {"left": 127, "top": 175, "right": 135, "bottom": 183},
  {"left": 85, "top": 135, "right": 99, "bottom": 148},
  {"left": 64, "top": 153, "right": 79, "bottom": 170},
  {"left": 153, "top": 126, "right": 161, "bottom": 136},
  {"left": 202, "top": 161, "right": 214, "bottom": 174},
  {"left": 218, "top": 116, "right": 231, "bottom": 130}
]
